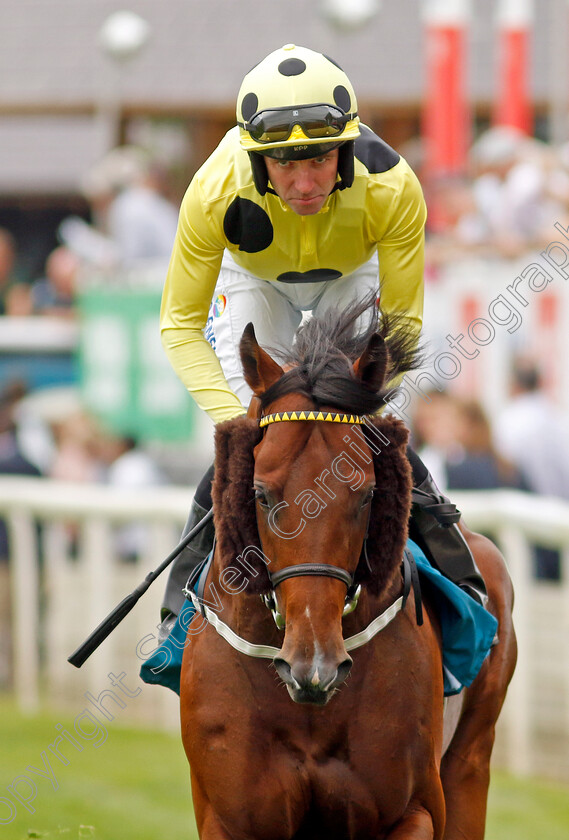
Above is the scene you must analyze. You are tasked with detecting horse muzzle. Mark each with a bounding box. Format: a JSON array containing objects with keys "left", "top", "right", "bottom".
[{"left": 273, "top": 652, "right": 353, "bottom": 705}]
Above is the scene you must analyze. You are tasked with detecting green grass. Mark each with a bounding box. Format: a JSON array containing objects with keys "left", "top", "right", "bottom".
[
  {"left": 487, "top": 770, "right": 569, "bottom": 840},
  {"left": 0, "top": 696, "right": 568, "bottom": 839},
  {"left": 0, "top": 696, "right": 197, "bottom": 840}
]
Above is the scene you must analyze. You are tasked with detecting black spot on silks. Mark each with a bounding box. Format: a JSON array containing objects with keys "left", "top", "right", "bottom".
[
  {"left": 355, "top": 125, "right": 400, "bottom": 174},
  {"left": 278, "top": 58, "right": 307, "bottom": 77},
  {"left": 333, "top": 85, "right": 351, "bottom": 113},
  {"left": 241, "top": 92, "right": 259, "bottom": 121},
  {"left": 276, "top": 269, "right": 342, "bottom": 284},
  {"left": 223, "top": 198, "right": 274, "bottom": 253}
]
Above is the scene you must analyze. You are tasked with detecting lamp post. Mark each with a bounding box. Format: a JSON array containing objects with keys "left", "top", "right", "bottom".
[
  {"left": 94, "top": 11, "right": 151, "bottom": 153},
  {"left": 320, "top": 0, "right": 381, "bottom": 31}
]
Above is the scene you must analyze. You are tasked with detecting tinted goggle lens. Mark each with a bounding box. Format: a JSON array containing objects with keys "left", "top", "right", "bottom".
[{"left": 245, "top": 105, "right": 354, "bottom": 143}]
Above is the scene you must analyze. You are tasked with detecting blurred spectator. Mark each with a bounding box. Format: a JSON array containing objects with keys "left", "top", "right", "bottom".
[
  {"left": 99, "top": 432, "right": 165, "bottom": 561},
  {"left": 468, "top": 126, "right": 550, "bottom": 257},
  {"left": 79, "top": 145, "right": 179, "bottom": 268},
  {"left": 494, "top": 360, "right": 569, "bottom": 500},
  {"left": 3, "top": 283, "right": 33, "bottom": 316},
  {"left": 446, "top": 399, "right": 525, "bottom": 491},
  {"left": 30, "top": 246, "right": 78, "bottom": 318},
  {"left": 426, "top": 127, "right": 564, "bottom": 265},
  {"left": 0, "top": 228, "right": 18, "bottom": 311},
  {"left": 494, "top": 359, "right": 569, "bottom": 579},
  {"left": 0, "top": 227, "right": 31, "bottom": 316},
  {"left": 0, "top": 381, "right": 42, "bottom": 688},
  {"left": 410, "top": 390, "right": 462, "bottom": 490},
  {"left": 48, "top": 410, "right": 104, "bottom": 483},
  {"left": 424, "top": 175, "right": 484, "bottom": 267}
]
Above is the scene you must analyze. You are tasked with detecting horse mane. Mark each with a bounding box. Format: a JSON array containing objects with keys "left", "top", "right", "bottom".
[{"left": 260, "top": 294, "right": 422, "bottom": 416}]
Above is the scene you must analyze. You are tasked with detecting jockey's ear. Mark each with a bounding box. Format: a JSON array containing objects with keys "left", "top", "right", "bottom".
[
  {"left": 240, "top": 322, "right": 284, "bottom": 396},
  {"left": 352, "top": 333, "right": 389, "bottom": 392}
]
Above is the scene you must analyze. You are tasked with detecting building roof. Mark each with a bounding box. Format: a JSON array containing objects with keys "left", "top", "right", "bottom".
[{"left": 0, "top": 1, "right": 558, "bottom": 194}]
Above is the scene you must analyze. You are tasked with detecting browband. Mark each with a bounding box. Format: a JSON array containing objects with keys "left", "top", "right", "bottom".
[{"left": 260, "top": 410, "right": 366, "bottom": 428}]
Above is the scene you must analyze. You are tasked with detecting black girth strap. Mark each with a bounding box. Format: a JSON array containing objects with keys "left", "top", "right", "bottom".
[{"left": 269, "top": 563, "right": 353, "bottom": 590}]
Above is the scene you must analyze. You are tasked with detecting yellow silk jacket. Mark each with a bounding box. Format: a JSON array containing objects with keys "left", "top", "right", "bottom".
[{"left": 161, "top": 125, "right": 427, "bottom": 423}]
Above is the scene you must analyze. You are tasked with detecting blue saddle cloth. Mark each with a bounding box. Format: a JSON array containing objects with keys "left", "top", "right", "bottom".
[{"left": 139, "top": 540, "right": 498, "bottom": 697}]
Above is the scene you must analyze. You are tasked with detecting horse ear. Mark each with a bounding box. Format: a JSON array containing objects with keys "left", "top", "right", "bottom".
[
  {"left": 352, "top": 333, "right": 389, "bottom": 392},
  {"left": 240, "top": 322, "right": 284, "bottom": 395}
]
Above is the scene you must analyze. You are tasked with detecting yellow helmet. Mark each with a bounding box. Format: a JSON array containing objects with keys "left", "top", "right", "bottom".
[{"left": 236, "top": 44, "right": 360, "bottom": 155}]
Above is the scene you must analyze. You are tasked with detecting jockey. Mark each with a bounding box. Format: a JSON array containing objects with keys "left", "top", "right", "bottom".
[{"left": 158, "top": 44, "right": 486, "bottom": 639}]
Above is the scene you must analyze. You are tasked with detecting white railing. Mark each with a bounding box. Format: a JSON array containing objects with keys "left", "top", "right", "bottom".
[
  {"left": 1, "top": 476, "right": 192, "bottom": 728},
  {"left": 1, "top": 478, "right": 568, "bottom": 779},
  {"left": 453, "top": 490, "right": 569, "bottom": 781}
]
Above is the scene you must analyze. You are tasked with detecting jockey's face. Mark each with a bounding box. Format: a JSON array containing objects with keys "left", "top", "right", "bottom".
[{"left": 264, "top": 149, "right": 339, "bottom": 216}]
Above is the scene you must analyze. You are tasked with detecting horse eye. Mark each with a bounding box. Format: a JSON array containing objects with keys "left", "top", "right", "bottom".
[
  {"left": 361, "top": 487, "right": 375, "bottom": 508},
  {"left": 254, "top": 487, "right": 270, "bottom": 508}
]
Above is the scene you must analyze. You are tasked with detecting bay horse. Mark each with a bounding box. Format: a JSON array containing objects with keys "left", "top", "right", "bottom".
[{"left": 180, "top": 301, "right": 516, "bottom": 840}]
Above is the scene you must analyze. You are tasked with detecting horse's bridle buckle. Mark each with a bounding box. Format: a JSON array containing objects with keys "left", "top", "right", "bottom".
[
  {"left": 343, "top": 583, "right": 361, "bottom": 616},
  {"left": 261, "top": 592, "right": 286, "bottom": 629}
]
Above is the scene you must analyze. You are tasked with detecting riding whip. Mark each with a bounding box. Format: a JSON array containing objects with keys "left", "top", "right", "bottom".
[{"left": 67, "top": 508, "right": 214, "bottom": 668}]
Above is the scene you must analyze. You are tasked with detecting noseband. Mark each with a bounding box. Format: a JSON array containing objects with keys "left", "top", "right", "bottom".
[{"left": 259, "top": 409, "right": 369, "bottom": 627}]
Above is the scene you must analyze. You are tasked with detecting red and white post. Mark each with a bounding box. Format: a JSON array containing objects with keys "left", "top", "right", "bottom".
[
  {"left": 494, "top": 0, "right": 533, "bottom": 133},
  {"left": 422, "top": 0, "right": 471, "bottom": 179}
]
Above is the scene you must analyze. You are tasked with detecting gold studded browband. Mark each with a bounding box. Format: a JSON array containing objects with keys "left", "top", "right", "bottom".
[{"left": 259, "top": 410, "right": 366, "bottom": 428}]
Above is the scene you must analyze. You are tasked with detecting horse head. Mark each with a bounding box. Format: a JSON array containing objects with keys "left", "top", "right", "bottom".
[{"left": 211, "top": 299, "right": 419, "bottom": 705}]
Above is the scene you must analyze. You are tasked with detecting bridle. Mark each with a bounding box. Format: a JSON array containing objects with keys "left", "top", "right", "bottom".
[
  {"left": 184, "top": 408, "right": 422, "bottom": 660},
  {"left": 258, "top": 409, "right": 370, "bottom": 627},
  {"left": 263, "top": 563, "right": 362, "bottom": 630}
]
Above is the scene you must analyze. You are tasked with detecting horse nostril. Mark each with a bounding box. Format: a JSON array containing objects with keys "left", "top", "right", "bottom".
[
  {"left": 273, "top": 657, "right": 293, "bottom": 684},
  {"left": 335, "top": 657, "right": 352, "bottom": 686}
]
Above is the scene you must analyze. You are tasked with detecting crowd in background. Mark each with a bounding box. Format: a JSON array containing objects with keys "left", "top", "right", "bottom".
[
  {"left": 0, "top": 143, "right": 180, "bottom": 319},
  {"left": 416, "top": 126, "right": 569, "bottom": 266}
]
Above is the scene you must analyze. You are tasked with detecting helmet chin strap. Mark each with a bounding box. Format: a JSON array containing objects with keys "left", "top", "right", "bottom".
[
  {"left": 248, "top": 140, "right": 355, "bottom": 197},
  {"left": 249, "top": 151, "right": 272, "bottom": 196}
]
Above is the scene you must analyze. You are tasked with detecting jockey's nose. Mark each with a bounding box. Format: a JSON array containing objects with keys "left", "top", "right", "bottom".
[{"left": 293, "top": 163, "right": 317, "bottom": 194}]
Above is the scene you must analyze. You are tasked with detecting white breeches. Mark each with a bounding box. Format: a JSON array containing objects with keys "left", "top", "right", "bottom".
[{"left": 205, "top": 250, "right": 379, "bottom": 407}]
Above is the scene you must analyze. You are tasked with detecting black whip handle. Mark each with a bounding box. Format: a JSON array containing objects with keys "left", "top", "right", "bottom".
[{"left": 67, "top": 508, "right": 214, "bottom": 668}]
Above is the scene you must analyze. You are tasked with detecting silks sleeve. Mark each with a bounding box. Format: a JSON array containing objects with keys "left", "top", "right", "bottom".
[
  {"left": 160, "top": 177, "right": 246, "bottom": 424},
  {"left": 366, "top": 157, "right": 427, "bottom": 393},
  {"left": 374, "top": 157, "right": 426, "bottom": 343}
]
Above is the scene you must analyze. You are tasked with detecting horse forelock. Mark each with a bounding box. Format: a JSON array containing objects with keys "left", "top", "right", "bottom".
[{"left": 259, "top": 297, "right": 422, "bottom": 416}]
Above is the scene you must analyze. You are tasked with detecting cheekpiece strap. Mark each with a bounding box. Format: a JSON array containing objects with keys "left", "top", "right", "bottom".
[{"left": 260, "top": 410, "right": 365, "bottom": 428}]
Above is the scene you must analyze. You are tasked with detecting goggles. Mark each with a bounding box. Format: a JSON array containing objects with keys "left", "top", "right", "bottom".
[{"left": 240, "top": 104, "right": 357, "bottom": 144}]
